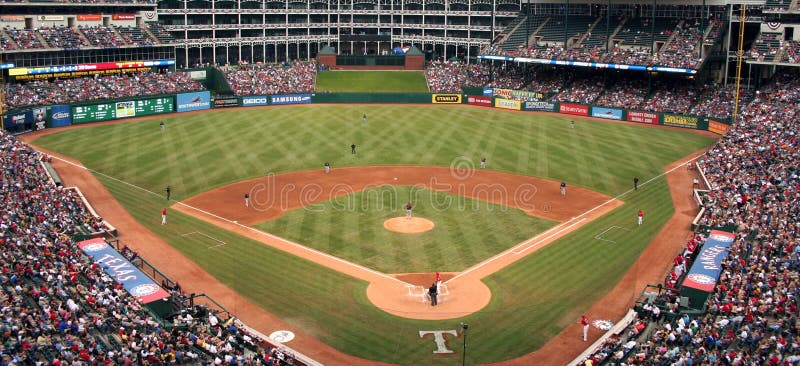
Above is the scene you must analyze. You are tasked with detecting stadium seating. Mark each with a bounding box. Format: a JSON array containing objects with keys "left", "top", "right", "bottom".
[
  {"left": 115, "top": 25, "right": 156, "bottom": 46},
  {"left": 2, "top": 71, "right": 204, "bottom": 110},
  {"left": 749, "top": 32, "right": 781, "bottom": 62},
  {"left": 223, "top": 61, "right": 318, "bottom": 96}
]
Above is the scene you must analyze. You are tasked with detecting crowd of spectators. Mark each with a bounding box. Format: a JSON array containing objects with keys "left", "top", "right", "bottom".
[
  {"left": 2, "top": 27, "right": 44, "bottom": 51},
  {"left": 640, "top": 80, "right": 700, "bottom": 114},
  {"left": 580, "top": 71, "right": 800, "bottom": 365},
  {"left": 593, "top": 78, "right": 648, "bottom": 110},
  {"left": 0, "top": 129, "right": 302, "bottom": 365},
  {"left": 555, "top": 76, "right": 604, "bottom": 105},
  {"left": 223, "top": 61, "right": 317, "bottom": 96},
  {"left": 79, "top": 25, "right": 127, "bottom": 48},
  {"left": 1, "top": 25, "right": 163, "bottom": 51},
  {"left": 2, "top": 71, "right": 204, "bottom": 110},
  {"left": 690, "top": 84, "right": 753, "bottom": 120},
  {"left": 482, "top": 17, "right": 723, "bottom": 69}
]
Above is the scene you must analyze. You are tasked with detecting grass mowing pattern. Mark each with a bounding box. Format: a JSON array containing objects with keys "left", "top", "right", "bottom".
[
  {"left": 315, "top": 71, "right": 429, "bottom": 92},
  {"left": 34, "top": 106, "right": 715, "bottom": 365},
  {"left": 256, "top": 186, "right": 557, "bottom": 273},
  {"left": 34, "top": 105, "right": 714, "bottom": 201}
]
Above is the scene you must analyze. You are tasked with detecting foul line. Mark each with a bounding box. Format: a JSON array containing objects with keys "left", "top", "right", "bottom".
[
  {"left": 181, "top": 231, "right": 227, "bottom": 249},
  {"left": 48, "top": 155, "right": 411, "bottom": 286},
  {"left": 594, "top": 226, "right": 630, "bottom": 244},
  {"left": 448, "top": 153, "right": 704, "bottom": 284}
]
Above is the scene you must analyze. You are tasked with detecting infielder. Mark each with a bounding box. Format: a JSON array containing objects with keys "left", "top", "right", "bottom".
[
  {"left": 244, "top": 193, "right": 250, "bottom": 207},
  {"left": 638, "top": 209, "right": 644, "bottom": 225},
  {"left": 161, "top": 208, "right": 167, "bottom": 225},
  {"left": 324, "top": 161, "right": 331, "bottom": 174},
  {"left": 560, "top": 181, "right": 566, "bottom": 197},
  {"left": 480, "top": 156, "right": 487, "bottom": 169},
  {"left": 405, "top": 202, "right": 413, "bottom": 219}
]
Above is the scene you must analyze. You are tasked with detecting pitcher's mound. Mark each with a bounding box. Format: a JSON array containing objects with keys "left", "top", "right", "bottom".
[{"left": 383, "top": 217, "right": 435, "bottom": 234}]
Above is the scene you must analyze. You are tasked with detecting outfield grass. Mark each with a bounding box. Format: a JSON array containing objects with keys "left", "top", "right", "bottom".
[
  {"left": 315, "top": 71, "right": 429, "bottom": 92},
  {"left": 33, "top": 106, "right": 716, "bottom": 365},
  {"left": 256, "top": 186, "right": 557, "bottom": 273}
]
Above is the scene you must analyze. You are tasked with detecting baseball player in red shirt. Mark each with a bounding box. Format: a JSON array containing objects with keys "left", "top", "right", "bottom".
[
  {"left": 638, "top": 209, "right": 644, "bottom": 225},
  {"left": 161, "top": 208, "right": 167, "bottom": 225},
  {"left": 581, "top": 315, "right": 589, "bottom": 341}
]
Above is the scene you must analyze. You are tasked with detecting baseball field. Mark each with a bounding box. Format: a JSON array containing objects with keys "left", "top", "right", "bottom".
[{"left": 31, "top": 103, "right": 715, "bottom": 365}]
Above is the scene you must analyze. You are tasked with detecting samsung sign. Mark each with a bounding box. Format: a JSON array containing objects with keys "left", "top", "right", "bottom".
[
  {"left": 270, "top": 94, "right": 311, "bottom": 105},
  {"left": 242, "top": 96, "right": 270, "bottom": 106}
]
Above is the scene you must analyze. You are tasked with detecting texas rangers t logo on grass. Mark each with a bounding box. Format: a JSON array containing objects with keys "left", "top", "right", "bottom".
[{"left": 419, "top": 330, "right": 458, "bottom": 354}]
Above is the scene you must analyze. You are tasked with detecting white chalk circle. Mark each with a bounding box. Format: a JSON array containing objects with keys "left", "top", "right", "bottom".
[{"left": 269, "top": 330, "right": 295, "bottom": 343}]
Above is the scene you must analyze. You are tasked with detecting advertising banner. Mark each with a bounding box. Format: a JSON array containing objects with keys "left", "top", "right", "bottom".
[
  {"left": 270, "top": 94, "right": 312, "bottom": 105},
  {"left": 482, "top": 87, "right": 494, "bottom": 97},
  {"left": 77, "top": 238, "right": 171, "bottom": 304},
  {"left": 493, "top": 88, "right": 545, "bottom": 102},
  {"left": 213, "top": 97, "right": 240, "bottom": 108},
  {"left": 663, "top": 113, "right": 699, "bottom": 129},
  {"left": 32, "top": 107, "right": 46, "bottom": 131},
  {"left": 3, "top": 110, "right": 31, "bottom": 132},
  {"left": 77, "top": 14, "right": 102, "bottom": 21},
  {"left": 49, "top": 105, "right": 72, "bottom": 127},
  {"left": 681, "top": 230, "right": 735, "bottom": 292},
  {"left": 0, "top": 15, "right": 25, "bottom": 22},
  {"left": 708, "top": 120, "right": 730, "bottom": 135},
  {"left": 38, "top": 15, "right": 64, "bottom": 21},
  {"left": 467, "top": 95, "right": 492, "bottom": 107},
  {"left": 559, "top": 103, "right": 588, "bottom": 116},
  {"left": 176, "top": 91, "right": 211, "bottom": 112},
  {"left": 112, "top": 14, "right": 136, "bottom": 20},
  {"left": 495, "top": 99, "right": 521, "bottom": 110},
  {"left": 241, "top": 96, "right": 269, "bottom": 106},
  {"left": 432, "top": 94, "right": 462, "bottom": 104},
  {"left": 591, "top": 106, "right": 623, "bottom": 120},
  {"left": 627, "top": 111, "right": 658, "bottom": 124},
  {"left": 522, "top": 101, "right": 557, "bottom": 112}
]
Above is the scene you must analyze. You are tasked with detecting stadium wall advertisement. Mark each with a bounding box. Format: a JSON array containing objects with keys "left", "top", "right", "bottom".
[
  {"left": 467, "top": 95, "right": 492, "bottom": 107},
  {"left": 559, "top": 103, "right": 589, "bottom": 116},
  {"left": 49, "top": 105, "right": 72, "bottom": 127},
  {"left": 77, "top": 238, "right": 171, "bottom": 304},
  {"left": 241, "top": 96, "right": 270, "bottom": 106},
  {"left": 662, "top": 113, "right": 699, "bottom": 129},
  {"left": 708, "top": 120, "right": 730, "bottom": 135},
  {"left": 590, "top": 106, "right": 623, "bottom": 120},
  {"left": 627, "top": 111, "right": 659, "bottom": 124},
  {"left": 213, "top": 97, "right": 240, "bottom": 108},
  {"left": 522, "top": 101, "right": 557, "bottom": 112},
  {"left": 271, "top": 94, "right": 312, "bottom": 105},
  {"left": 176, "top": 91, "right": 211, "bottom": 112},
  {"left": 432, "top": 94, "right": 462, "bottom": 104},
  {"left": 494, "top": 99, "right": 521, "bottom": 110},
  {"left": 2, "top": 110, "right": 31, "bottom": 133}
]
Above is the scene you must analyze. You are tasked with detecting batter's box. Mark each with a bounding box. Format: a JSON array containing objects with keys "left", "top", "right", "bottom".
[
  {"left": 181, "top": 231, "right": 227, "bottom": 249},
  {"left": 594, "top": 226, "right": 630, "bottom": 244},
  {"left": 406, "top": 284, "right": 450, "bottom": 304}
]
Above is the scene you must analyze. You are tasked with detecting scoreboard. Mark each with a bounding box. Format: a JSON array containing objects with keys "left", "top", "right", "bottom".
[{"left": 72, "top": 97, "right": 174, "bottom": 123}]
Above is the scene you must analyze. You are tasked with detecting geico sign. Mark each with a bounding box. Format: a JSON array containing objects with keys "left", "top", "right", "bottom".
[
  {"left": 432, "top": 94, "right": 461, "bottom": 104},
  {"left": 243, "top": 98, "right": 268, "bottom": 105}
]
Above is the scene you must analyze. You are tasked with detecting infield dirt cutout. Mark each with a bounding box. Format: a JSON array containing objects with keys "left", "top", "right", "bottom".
[
  {"left": 383, "top": 217, "right": 435, "bottom": 234},
  {"left": 174, "top": 165, "right": 622, "bottom": 320}
]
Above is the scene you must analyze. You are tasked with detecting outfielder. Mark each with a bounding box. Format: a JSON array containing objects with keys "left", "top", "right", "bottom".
[{"left": 638, "top": 209, "right": 644, "bottom": 225}]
